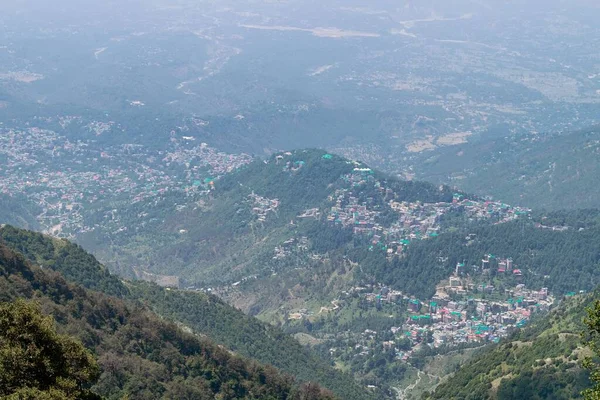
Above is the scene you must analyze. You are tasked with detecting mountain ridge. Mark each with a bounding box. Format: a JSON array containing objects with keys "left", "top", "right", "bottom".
[{"left": 0, "top": 224, "right": 378, "bottom": 400}]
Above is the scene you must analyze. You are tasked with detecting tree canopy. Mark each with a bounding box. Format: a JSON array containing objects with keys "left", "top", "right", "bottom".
[{"left": 0, "top": 299, "right": 100, "bottom": 400}]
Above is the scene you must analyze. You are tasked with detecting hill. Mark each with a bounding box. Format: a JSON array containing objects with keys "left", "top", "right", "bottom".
[
  {"left": 76, "top": 149, "right": 467, "bottom": 285},
  {"left": 412, "top": 126, "right": 600, "bottom": 210},
  {"left": 0, "top": 239, "right": 339, "bottom": 400},
  {"left": 427, "top": 292, "right": 594, "bottom": 400},
  {"left": 74, "top": 150, "right": 600, "bottom": 305},
  {"left": 0, "top": 194, "right": 40, "bottom": 230},
  {"left": 0, "top": 225, "right": 377, "bottom": 400},
  {"left": 5, "top": 152, "right": 600, "bottom": 397}
]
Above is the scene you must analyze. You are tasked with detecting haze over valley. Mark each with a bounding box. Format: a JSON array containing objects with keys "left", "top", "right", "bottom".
[{"left": 1, "top": 1, "right": 600, "bottom": 399}]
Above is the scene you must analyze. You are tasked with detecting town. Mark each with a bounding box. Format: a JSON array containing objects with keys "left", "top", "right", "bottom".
[
  {"left": 289, "top": 260, "right": 555, "bottom": 369},
  {"left": 324, "top": 167, "right": 530, "bottom": 252},
  {"left": 0, "top": 124, "right": 253, "bottom": 237}
]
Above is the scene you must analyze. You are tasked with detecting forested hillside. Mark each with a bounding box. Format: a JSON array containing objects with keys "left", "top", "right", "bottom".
[
  {"left": 0, "top": 241, "right": 339, "bottom": 400},
  {"left": 414, "top": 126, "right": 600, "bottom": 210},
  {"left": 0, "top": 225, "right": 127, "bottom": 297},
  {"left": 0, "top": 225, "right": 377, "bottom": 400},
  {"left": 364, "top": 216, "right": 600, "bottom": 299},
  {"left": 77, "top": 149, "right": 463, "bottom": 286},
  {"left": 427, "top": 292, "right": 594, "bottom": 400}
]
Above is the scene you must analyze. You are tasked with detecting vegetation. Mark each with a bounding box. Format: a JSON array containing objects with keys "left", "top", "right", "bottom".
[
  {"left": 583, "top": 299, "right": 600, "bottom": 399},
  {"left": 0, "top": 225, "right": 376, "bottom": 400},
  {"left": 369, "top": 219, "right": 600, "bottom": 298},
  {"left": 0, "top": 241, "right": 338, "bottom": 399},
  {"left": 0, "top": 299, "right": 100, "bottom": 400},
  {"left": 73, "top": 150, "right": 600, "bottom": 306},
  {"left": 130, "top": 282, "right": 379, "bottom": 400},
  {"left": 3, "top": 150, "right": 600, "bottom": 398},
  {"left": 427, "top": 293, "right": 594, "bottom": 400},
  {"left": 0, "top": 225, "right": 128, "bottom": 297},
  {"left": 78, "top": 149, "right": 460, "bottom": 287}
]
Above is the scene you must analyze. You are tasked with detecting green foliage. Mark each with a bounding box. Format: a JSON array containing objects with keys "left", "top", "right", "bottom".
[
  {"left": 583, "top": 299, "right": 600, "bottom": 400},
  {"left": 0, "top": 299, "right": 100, "bottom": 400},
  {"left": 0, "top": 225, "right": 128, "bottom": 298},
  {"left": 0, "top": 242, "right": 338, "bottom": 400},
  {"left": 129, "top": 282, "right": 377, "bottom": 400},
  {"left": 362, "top": 217, "right": 600, "bottom": 299},
  {"left": 78, "top": 149, "right": 459, "bottom": 288},
  {"left": 0, "top": 225, "right": 375, "bottom": 399}
]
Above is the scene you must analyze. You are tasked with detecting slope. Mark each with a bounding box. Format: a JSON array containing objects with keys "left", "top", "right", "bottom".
[
  {"left": 413, "top": 126, "right": 600, "bottom": 210},
  {"left": 77, "top": 149, "right": 466, "bottom": 286},
  {"left": 0, "top": 240, "right": 337, "bottom": 400},
  {"left": 0, "top": 225, "right": 377, "bottom": 400},
  {"left": 0, "top": 194, "right": 40, "bottom": 230},
  {"left": 365, "top": 211, "right": 600, "bottom": 299}
]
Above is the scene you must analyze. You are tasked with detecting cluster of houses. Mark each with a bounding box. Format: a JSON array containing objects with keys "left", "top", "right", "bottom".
[
  {"left": 348, "top": 270, "right": 553, "bottom": 363},
  {"left": 320, "top": 279, "right": 554, "bottom": 367},
  {"left": 247, "top": 192, "right": 280, "bottom": 222},
  {"left": 302, "top": 249, "right": 556, "bottom": 368},
  {"left": 0, "top": 126, "right": 253, "bottom": 236},
  {"left": 162, "top": 139, "right": 253, "bottom": 175},
  {"left": 324, "top": 169, "right": 530, "bottom": 252},
  {"left": 398, "top": 284, "right": 552, "bottom": 350}
]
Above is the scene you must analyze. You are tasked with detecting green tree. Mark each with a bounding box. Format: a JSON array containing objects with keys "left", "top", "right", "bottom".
[
  {"left": 0, "top": 300, "right": 100, "bottom": 399},
  {"left": 583, "top": 299, "right": 600, "bottom": 400}
]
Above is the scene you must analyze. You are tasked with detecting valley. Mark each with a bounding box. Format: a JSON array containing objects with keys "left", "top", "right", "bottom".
[
  {"left": 4, "top": 144, "right": 597, "bottom": 397},
  {"left": 2, "top": 0, "right": 600, "bottom": 398}
]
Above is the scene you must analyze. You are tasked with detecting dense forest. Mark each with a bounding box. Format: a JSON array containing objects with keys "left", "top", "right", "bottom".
[
  {"left": 130, "top": 282, "right": 381, "bottom": 400},
  {"left": 0, "top": 225, "right": 128, "bottom": 297},
  {"left": 0, "top": 241, "right": 341, "bottom": 399},
  {"left": 354, "top": 217, "right": 600, "bottom": 298},
  {"left": 0, "top": 299, "right": 101, "bottom": 400},
  {"left": 0, "top": 225, "right": 376, "bottom": 400}
]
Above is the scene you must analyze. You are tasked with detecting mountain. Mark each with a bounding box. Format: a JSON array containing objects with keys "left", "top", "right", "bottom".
[
  {"left": 76, "top": 150, "right": 600, "bottom": 305},
  {"left": 426, "top": 292, "right": 594, "bottom": 400},
  {"left": 74, "top": 149, "right": 492, "bottom": 315},
  {"left": 3, "top": 150, "right": 600, "bottom": 396},
  {"left": 0, "top": 194, "right": 40, "bottom": 230},
  {"left": 77, "top": 149, "right": 469, "bottom": 286},
  {"left": 0, "top": 225, "right": 377, "bottom": 400},
  {"left": 0, "top": 240, "right": 343, "bottom": 399},
  {"left": 411, "top": 126, "right": 600, "bottom": 211}
]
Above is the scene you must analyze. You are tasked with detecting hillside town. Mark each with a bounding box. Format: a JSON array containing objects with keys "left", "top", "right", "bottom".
[
  {"left": 325, "top": 167, "right": 530, "bottom": 251},
  {"left": 0, "top": 124, "right": 252, "bottom": 237},
  {"left": 297, "top": 266, "right": 555, "bottom": 368}
]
